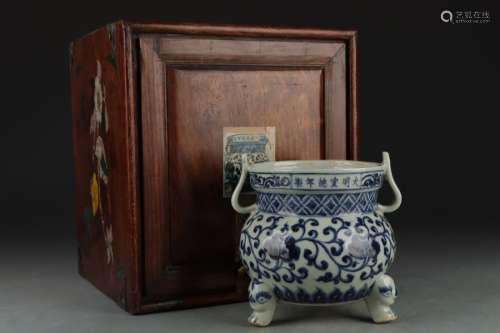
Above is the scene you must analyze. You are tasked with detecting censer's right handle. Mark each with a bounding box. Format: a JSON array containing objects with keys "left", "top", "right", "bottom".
[{"left": 377, "top": 152, "right": 403, "bottom": 214}]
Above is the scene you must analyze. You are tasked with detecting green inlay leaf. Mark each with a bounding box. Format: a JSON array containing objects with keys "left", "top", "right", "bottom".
[
  {"left": 106, "top": 53, "right": 118, "bottom": 73},
  {"left": 83, "top": 207, "right": 92, "bottom": 238},
  {"left": 116, "top": 264, "right": 126, "bottom": 282},
  {"left": 107, "top": 23, "right": 116, "bottom": 41},
  {"left": 74, "top": 63, "right": 82, "bottom": 77},
  {"left": 79, "top": 95, "right": 85, "bottom": 113},
  {"left": 100, "top": 157, "right": 108, "bottom": 176},
  {"left": 83, "top": 207, "right": 92, "bottom": 223}
]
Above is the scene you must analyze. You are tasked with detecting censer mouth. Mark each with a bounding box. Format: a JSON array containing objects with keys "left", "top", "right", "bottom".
[{"left": 248, "top": 159, "right": 383, "bottom": 174}]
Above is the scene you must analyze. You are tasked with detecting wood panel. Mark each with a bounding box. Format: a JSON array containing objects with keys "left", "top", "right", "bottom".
[
  {"left": 140, "top": 34, "right": 350, "bottom": 298},
  {"left": 168, "top": 68, "right": 323, "bottom": 259},
  {"left": 139, "top": 38, "right": 169, "bottom": 295}
]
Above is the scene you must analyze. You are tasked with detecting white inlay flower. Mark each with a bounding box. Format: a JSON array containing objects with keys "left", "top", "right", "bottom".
[
  {"left": 94, "top": 136, "right": 108, "bottom": 184},
  {"left": 90, "top": 60, "right": 109, "bottom": 136}
]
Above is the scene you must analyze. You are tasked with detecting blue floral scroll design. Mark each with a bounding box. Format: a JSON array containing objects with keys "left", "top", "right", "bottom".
[
  {"left": 361, "top": 173, "right": 382, "bottom": 187},
  {"left": 241, "top": 213, "right": 396, "bottom": 292},
  {"left": 250, "top": 174, "right": 291, "bottom": 188},
  {"left": 354, "top": 213, "right": 397, "bottom": 271},
  {"left": 241, "top": 214, "right": 309, "bottom": 284},
  {"left": 312, "top": 214, "right": 395, "bottom": 283},
  {"left": 289, "top": 217, "right": 378, "bottom": 285}
]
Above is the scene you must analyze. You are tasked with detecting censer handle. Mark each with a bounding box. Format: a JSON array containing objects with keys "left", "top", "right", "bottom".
[
  {"left": 377, "top": 152, "right": 403, "bottom": 214},
  {"left": 231, "top": 154, "right": 257, "bottom": 214}
]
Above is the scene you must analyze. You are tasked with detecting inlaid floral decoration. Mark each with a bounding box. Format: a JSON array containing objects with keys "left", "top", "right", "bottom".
[{"left": 89, "top": 59, "right": 114, "bottom": 265}]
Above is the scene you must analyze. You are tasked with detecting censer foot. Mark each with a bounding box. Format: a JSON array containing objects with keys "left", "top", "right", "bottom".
[
  {"left": 248, "top": 279, "right": 276, "bottom": 327},
  {"left": 365, "top": 274, "right": 398, "bottom": 323}
]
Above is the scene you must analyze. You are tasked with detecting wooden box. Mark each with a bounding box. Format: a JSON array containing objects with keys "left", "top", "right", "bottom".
[{"left": 69, "top": 21, "right": 358, "bottom": 314}]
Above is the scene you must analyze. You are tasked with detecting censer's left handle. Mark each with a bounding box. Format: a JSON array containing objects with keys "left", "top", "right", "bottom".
[{"left": 231, "top": 154, "right": 257, "bottom": 214}]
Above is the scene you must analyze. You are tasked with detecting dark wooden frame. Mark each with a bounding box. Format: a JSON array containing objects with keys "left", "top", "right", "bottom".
[{"left": 70, "top": 21, "right": 358, "bottom": 314}]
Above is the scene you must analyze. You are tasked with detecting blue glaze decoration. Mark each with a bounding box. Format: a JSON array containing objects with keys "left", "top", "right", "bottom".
[
  {"left": 241, "top": 212, "right": 396, "bottom": 299},
  {"left": 256, "top": 191, "right": 378, "bottom": 216},
  {"left": 233, "top": 153, "right": 402, "bottom": 324}
]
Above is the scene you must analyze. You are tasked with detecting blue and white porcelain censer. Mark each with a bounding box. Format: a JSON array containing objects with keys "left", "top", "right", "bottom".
[{"left": 231, "top": 152, "right": 402, "bottom": 326}]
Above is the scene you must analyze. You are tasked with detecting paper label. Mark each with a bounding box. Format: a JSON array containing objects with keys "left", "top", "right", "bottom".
[{"left": 223, "top": 127, "right": 276, "bottom": 197}]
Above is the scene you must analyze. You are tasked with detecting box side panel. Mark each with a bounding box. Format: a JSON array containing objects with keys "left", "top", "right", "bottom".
[{"left": 69, "top": 22, "right": 133, "bottom": 311}]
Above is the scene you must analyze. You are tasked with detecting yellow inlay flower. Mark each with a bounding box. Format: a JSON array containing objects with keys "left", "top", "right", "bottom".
[{"left": 90, "top": 173, "right": 99, "bottom": 215}]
